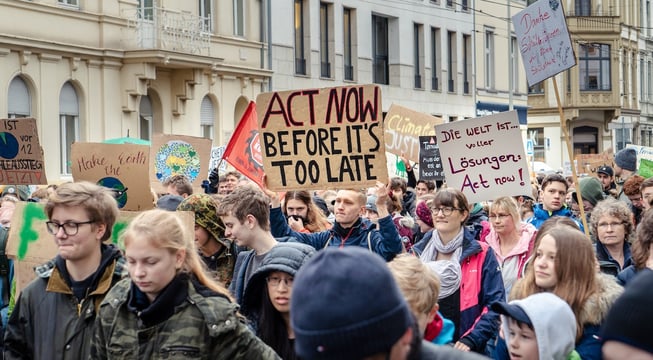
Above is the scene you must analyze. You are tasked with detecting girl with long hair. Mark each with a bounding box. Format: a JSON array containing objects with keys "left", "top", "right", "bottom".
[{"left": 91, "top": 209, "right": 278, "bottom": 359}]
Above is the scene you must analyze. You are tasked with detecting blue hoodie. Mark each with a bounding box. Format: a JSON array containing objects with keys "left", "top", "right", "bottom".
[{"left": 525, "top": 203, "right": 584, "bottom": 232}]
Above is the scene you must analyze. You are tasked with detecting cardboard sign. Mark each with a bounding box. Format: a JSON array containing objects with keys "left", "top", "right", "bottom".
[
  {"left": 574, "top": 153, "right": 613, "bottom": 177},
  {"left": 419, "top": 136, "right": 445, "bottom": 181},
  {"left": 6, "top": 202, "right": 194, "bottom": 295},
  {"left": 384, "top": 104, "right": 442, "bottom": 164},
  {"left": 627, "top": 144, "right": 653, "bottom": 167},
  {"left": 72, "top": 143, "right": 153, "bottom": 211},
  {"left": 435, "top": 111, "right": 531, "bottom": 203},
  {"left": 512, "top": 0, "right": 576, "bottom": 86},
  {"left": 256, "top": 84, "right": 387, "bottom": 191},
  {"left": 0, "top": 118, "right": 47, "bottom": 185},
  {"left": 150, "top": 134, "right": 212, "bottom": 193}
]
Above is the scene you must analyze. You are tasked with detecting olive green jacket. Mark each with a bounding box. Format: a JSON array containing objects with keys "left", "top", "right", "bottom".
[{"left": 91, "top": 277, "right": 280, "bottom": 359}]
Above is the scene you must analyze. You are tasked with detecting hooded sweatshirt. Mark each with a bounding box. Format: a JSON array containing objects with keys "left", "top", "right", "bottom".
[{"left": 500, "top": 293, "right": 576, "bottom": 360}]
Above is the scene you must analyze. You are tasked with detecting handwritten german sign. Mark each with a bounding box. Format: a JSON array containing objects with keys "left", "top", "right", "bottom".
[
  {"left": 512, "top": 0, "right": 576, "bottom": 86},
  {"left": 435, "top": 111, "right": 531, "bottom": 203},
  {"left": 419, "top": 136, "right": 445, "bottom": 181},
  {"left": 384, "top": 104, "right": 442, "bottom": 164},
  {"left": 256, "top": 84, "right": 387, "bottom": 191},
  {"left": 0, "top": 118, "right": 47, "bottom": 185},
  {"left": 72, "top": 143, "right": 153, "bottom": 211}
]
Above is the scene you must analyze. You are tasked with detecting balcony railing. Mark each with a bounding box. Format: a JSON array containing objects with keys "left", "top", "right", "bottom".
[{"left": 123, "top": 6, "right": 211, "bottom": 55}]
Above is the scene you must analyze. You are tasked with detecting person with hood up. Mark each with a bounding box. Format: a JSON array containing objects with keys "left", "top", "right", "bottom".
[
  {"left": 5, "top": 182, "right": 125, "bottom": 360},
  {"left": 177, "top": 194, "right": 236, "bottom": 288},
  {"left": 492, "top": 292, "right": 579, "bottom": 360},
  {"left": 241, "top": 242, "right": 315, "bottom": 360}
]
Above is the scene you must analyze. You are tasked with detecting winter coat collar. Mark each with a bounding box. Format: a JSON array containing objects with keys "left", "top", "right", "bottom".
[
  {"left": 578, "top": 273, "right": 623, "bottom": 326},
  {"left": 483, "top": 222, "right": 537, "bottom": 262}
]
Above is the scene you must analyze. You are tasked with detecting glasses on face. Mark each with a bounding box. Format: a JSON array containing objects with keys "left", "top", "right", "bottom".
[
  {"left": 489, "top": 213, "right": 511, "bottom": 221},
  {"left": 46, "top": 220, "right": 95, "bottom": 236},
  {"left": 597, "top": 222, "right": 624, "bottom": 230},
  {"left": 266, "top": 276, "right": 294, "bottom": 287},
  {"left": 430, "top": 206, "right": 461, "bottom": 216}
]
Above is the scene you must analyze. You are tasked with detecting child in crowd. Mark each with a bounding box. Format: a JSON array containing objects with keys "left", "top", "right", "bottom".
[{"left": 492, "top": 292, "right": 578, "bottom": 360}]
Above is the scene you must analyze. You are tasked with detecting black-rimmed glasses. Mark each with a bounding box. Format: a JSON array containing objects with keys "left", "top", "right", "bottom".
[
  {"left": 46, "top": 220, "right": 95, "bottom": 236},
  {"left": 429, "top": 206, "right": 462, "bottom": 216}
]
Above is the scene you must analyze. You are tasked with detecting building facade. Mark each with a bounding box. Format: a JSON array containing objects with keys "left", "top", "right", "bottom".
[
  {"left": 526, "top": 0, "right": 641, "bottom": 170},
  {"left": 0, "top": 0, "right": 270, "bottom": 182}
]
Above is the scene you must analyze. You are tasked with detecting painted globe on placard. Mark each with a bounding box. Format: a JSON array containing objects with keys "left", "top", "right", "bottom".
[
  {"left": 0, "top": 132, "right": 20, "bottom": 159},
  {"left": 154, "top": 141, "right": 201, "bottom": 182},
  {"left": 97, "top": 177, "right": 128, "bottom": 208}
]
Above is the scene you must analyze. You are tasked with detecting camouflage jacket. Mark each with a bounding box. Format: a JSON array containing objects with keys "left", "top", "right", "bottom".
[
  {"left": 4, "top": 245, "right": 126, "bottom": 360},
  {"left": 91, "top": 277, "right": 280, "bottom": 359}
]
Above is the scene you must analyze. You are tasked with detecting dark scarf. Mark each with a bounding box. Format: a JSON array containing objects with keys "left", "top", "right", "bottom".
[
  {"left": 332, "top": 218, "right": 362, "bottom": 239},
  {"left": 127, "top": 272, "right": 189, "bottom": 328}
]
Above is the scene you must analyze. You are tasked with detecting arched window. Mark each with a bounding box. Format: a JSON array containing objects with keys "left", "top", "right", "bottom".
[
  {"left": 200, "top": 95, "right": 215, "bottom": 140},
  {"left": 139, "top": 96, "right": 152, "bottom": 141},
  {"left": 59, "top": 82, "right": 79, "bottom": 174},
  {"left": 8, "top": 77, "right": 31, "bottom": 118}
]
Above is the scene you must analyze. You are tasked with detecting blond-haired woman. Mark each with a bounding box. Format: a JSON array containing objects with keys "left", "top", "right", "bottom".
[{"left": 91, "top": 209, "right": 278, "bottom": 359}]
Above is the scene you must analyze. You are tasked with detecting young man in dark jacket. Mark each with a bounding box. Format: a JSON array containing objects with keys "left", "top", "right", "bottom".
[{"left": 4, "top": 182, "right": 125, "bottom": 360}]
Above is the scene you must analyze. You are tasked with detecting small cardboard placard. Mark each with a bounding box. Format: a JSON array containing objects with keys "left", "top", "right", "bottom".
[
  {"left": 208, "top": 145, "right": 227, "bottom": 176},
  {"left": 72, "top": 142, "right": 153, "bottom": 211},
  {"left": 512, "top": 0, "right": 576, "bottom": 86},
  {"left": 256, "top": 84, "right": 387, "bottom": 191},
  {"left": 435, "top": 111, "right": 531, "bottom": 203},
  {"left": 384, "top": 104, "right": 442, "bottom": 164},
  {"left": 419, "top": 136, "right": 445, "bottom": 181},
  {"left": 150, "top": 134, "right": 212, "bottom": 193},
  {"left": 0, "top": 118, "right": 47, "bottom": 185},
  {"left": 7, "top": 202, "right": 194, "bottom": 296}
]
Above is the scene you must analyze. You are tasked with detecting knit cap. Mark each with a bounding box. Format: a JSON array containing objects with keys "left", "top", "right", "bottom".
[
  {"left": 601, "top": 269, "right": 653, "bottom": 354},
  {"left": 1, "top": 185, "right": 30, "bottom": 201},
  {"left": 415, "top": 201, "right": 434, "bottom": 227},
  {"left": 573, "top": 177, "right": 605, "bottom": 207},
  {"left": 176, "top": 194, "right": 228, "bottom": 247},
  {"left": 614, "top": 148, "right": 638, "bottom": 172},
  {"left": 156, "top": 194, "right": 184, "bottom": 211},
  {"left": 291, "top": 247, "right": 414, "bottom": 360}
]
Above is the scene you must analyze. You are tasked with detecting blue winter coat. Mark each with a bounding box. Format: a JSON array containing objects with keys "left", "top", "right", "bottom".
[
  {"left": 525, "top": 204, "right": 584, "bottom": 232},
  {"left": 412, "top": 228, "right": 505, "bottom": 353},
  {"left": 269, "top": 207, "right": 402, "bottom": 261}
]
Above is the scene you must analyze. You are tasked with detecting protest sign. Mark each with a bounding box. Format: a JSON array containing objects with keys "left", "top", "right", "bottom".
[
  {"left": 0, "top": 118, "right": 47, "bottom": 185},
  {"left": 574, "top": 153, "right": 613, "bottom": 177},
  {"left": 419, "top": 136, "right": 445, "bottom": 181},
  {"left": 223, "top": 101, "right": 265, "bottom": 187},
  {"left": 627, "top": 144, "right": 653, "bottom": 166},
  {"left": 435, "top": 111, "right": 531, "bottom": 203},
  {"left": 72, "top": 142, "right": 153, "bottom": 211},
  {"left": 640, "top": 158, "right": 653, "bottom": 179},
  {"left": 7, "top": 202, "right": 194, "bottom": 295},
  {"left": 151, "top": 134, "right": 212, "bottom": 193},
  {"left": 512, "top": 0, "right": 576, "bottom": 86},
  {"left": 208, "top": 145, "right": 227, "bottom": 176},
  {"left": 256, "top": 84, "right": 387, "bottom": 191},
  {"left": 384, "top": 104, "right": 441, "bottom": 164}
]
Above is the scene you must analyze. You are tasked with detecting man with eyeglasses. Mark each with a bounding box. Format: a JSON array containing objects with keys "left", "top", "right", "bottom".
[{"left": 5, "top": 181, "right": 124, "bottom": 360}]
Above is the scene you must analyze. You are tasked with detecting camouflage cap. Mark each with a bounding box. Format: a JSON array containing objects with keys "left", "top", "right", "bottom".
[{"left": 177, "top": 194, "right": 228, "bottom": 246}]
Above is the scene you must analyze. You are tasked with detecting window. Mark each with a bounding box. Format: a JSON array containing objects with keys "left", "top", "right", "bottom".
[
  {"left": 59, "top": 82, "right": 79, "bottom": 175},
  {"left": 447, "top": 31, "right": 456, "bottom": 92},
  {"left": 529, "top": 81, "right": 544, "bottom": 94},
  {"left": 58, "top": 0, "right": 78, "bottom": 6},
  {"left": 294, "top": 0, "right": 306, "bottom": 75},
  {"left": 138, "top": 0, "right": 154, "bottom": 21},
  {"left": 7, "top": 77, "right": 31, "bottom": 119},
  {"left": 622, "top": 50, "right": 628, "bottom": 96},
  {"left": 431, "top": 27, "right": 441, "bottom": 91},
  {"left": 529, "top": 128, "right": 545, "bottom": 162},
  {"left": 511, "top": 36, "right": 519, "bottom": 93},
  {"left": 320, "top": 3, "right": 331, "bottom": 78},
  {"left": 200, "top": 96, "right": 215, "bottom": 140},
  {"left": 575, "top": 0, "right": 591, "bottom": 16},
  {"left": 463, "top": 34, "right": 471, "bottom": 94},
  {"left": 372, "top": 15, "right": 389, "bottom": 85},
  {"left": 234, "top": 0, "right": 244, "bottom": 36},
  {"left": 343, "top": 8, "right": 354, "bottom": 81},
  {"left": 200, "top": 0, "right": 213, "bottom": 32},
  {"left": 446, "top": 0, "right": 453, "bottom": 8},
  {"left": 649, "top": 61, "right": 653, "bottom": 101},
  {"left": 642, "top": 58, "right": 646, "bottom": 100},
  {"left": 485, "top": 29, "right": 495, "bottom": 89},
  {"left": 414, "top": 23, "right": 423, "bottom": 89},
  {"left": 579, "top": 43, "right": 611, "bottom": 90},
  {"left": 461, "top": 0, "right": 469, "bottom": 11},
  {"left": 139, "top": 96, "right": 152, "bottom": 142}
]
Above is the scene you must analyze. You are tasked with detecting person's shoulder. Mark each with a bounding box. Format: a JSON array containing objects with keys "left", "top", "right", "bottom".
[
  {"left": 418, "top": 341, "right": 488, "bottom": 359},
  {"left": 100, "top": 278, "right": 131, "bottom": 309}
]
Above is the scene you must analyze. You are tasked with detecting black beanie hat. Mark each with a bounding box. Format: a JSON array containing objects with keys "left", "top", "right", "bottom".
[
  {"left": 601, "top": 269, "right": 653, "bottom": 354},
  {"left": 291, "top": 247, "right": 414, "bottom": 360}
]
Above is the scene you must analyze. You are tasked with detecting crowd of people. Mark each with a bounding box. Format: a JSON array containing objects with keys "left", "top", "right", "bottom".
[{"left": 0, "top": 147, "right": 650, "bottom": 359}]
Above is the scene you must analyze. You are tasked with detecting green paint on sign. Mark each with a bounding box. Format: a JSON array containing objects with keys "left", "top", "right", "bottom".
[
  {"left": 18, "top": 203, "right": 47, "bottom": 260},
  {"left": 111, "top": 221, "right": 129, "bottom": 247}
]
